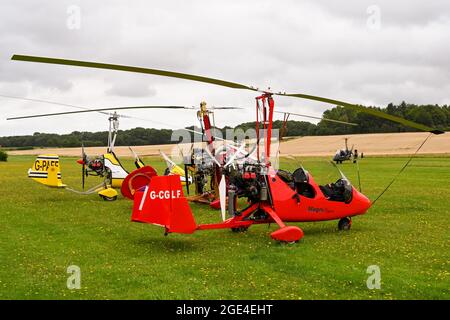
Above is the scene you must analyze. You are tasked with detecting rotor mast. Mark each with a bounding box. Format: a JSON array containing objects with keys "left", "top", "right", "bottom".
[
  {"left": 197, "top": 101, "right": 215, "bottom": 155},
  {"left": 107, "top": 112, "right": 119, "bottom": 153},
  {"left": 255, "top": 92, "right": 275, "bottom": 165}
]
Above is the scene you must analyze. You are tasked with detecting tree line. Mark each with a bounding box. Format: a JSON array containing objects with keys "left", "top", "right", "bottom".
[{"left": 1, "top": 102, "right": 448, "bottom": 148}]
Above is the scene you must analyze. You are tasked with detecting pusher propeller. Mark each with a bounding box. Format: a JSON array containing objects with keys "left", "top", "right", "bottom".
[{"left": 80, "top": 144, "right": 87, "bottom": 190}]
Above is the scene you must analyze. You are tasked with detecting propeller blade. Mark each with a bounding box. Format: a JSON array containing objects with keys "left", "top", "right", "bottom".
[
  {"left": 12, "top": 54, "right": 257, "bottom": 91},
  {"left": 82, "top": 162, "right": 85, "bottom": 190},
  {"left": 203, "top": 145, "right": 221, "bottom": 167},
  {"left": 274, "top": 110, "right": 358, "bottom": 126},
  {"left": 184, "top": 165, "right": 190, "bottom": 195},
  {"left": 81, "top": 144, "right": 86, "bottom": 190},
  {"left": 219, "top": 174, "right": 227, "bottom": 221},
  {"left": 82, "top": 143, "right": 87, "bottom": 161},
  {"left": 7, "top": 105, "right": 189, "bottom": 120},
  {"left": 276, "top": 93, "right": 444, "bottom": 134},
  {"left": 224, "top": 143, "right": 246, "bottom": 168}
]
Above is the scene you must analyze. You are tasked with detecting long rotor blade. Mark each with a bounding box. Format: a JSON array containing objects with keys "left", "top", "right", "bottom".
[
  {"left": 7, "top": 105, "right": 188, "bottom": 120},
  {"left": 12, "top": 54, "right": 444, "bottom": 134},
  {"left": 12, "top": 54, "right": 257, "bottom": 91},
  {"left": 209, "top": 106, "right": 244, "bottom": 110},
  {"left": 183, "top": 106, "right": 243, "bottom": 110},
  {"left": 276, "top": 93, "right": 444, "bottom": 134},
  {"left": 0, "top": 94, "right": 107, "bottom": 116},
  {"left": 274, "top": 110, "right": 358, "bottom": 126}
]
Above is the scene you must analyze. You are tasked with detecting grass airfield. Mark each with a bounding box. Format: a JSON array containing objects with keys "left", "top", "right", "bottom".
[{"left": 0, "top": 155, "right": 448, "bottom": 299}]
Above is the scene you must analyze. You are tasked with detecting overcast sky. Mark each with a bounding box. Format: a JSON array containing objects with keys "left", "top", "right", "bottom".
[{"left": 0, "top": 0, "right": 449, "bottom": 136}]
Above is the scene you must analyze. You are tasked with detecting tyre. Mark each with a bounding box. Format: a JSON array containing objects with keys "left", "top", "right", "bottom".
[
  {"left": 100, "top": 195, "right": 117, "bottom": 201},
  {"left": 231, "top": 226, "right": 248, "bottom": 233},
  {"left": 338, "top": 217, "right": 351, "bottom": 231}
]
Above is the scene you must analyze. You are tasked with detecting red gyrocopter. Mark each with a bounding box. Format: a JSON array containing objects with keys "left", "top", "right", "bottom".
[{"left": 11, "top": 54, "right": 445, "bottom": 243}]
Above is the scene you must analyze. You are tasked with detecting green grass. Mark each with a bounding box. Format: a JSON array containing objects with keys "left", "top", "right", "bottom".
[{"left": 0, "top": 155, "right": 449, "bottom": 299}]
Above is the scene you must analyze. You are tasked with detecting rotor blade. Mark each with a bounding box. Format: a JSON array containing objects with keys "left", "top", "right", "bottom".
[
  {"left": 276, "top": 93, "right": 444, "bottom": 134},
  {"left": 183, "top": 106, "right": 243, "bottom": 110},
  {"left": 12, "top": 54, "right": 443, "bottom": 134},
  {"left": 274, "top": 110, "right": 358, "bottom": 126},
  {"left": 12, "top": 54, "right": 258, "bottom": 91},
  {"left": 209, "top": 106, "right": 244, "bottom": 110},
  {"left": 0, "top": 94, "right": 110, "bottom": 116},
  {"left": 7, "top": 105, "right": 188, "bottom": 120}
]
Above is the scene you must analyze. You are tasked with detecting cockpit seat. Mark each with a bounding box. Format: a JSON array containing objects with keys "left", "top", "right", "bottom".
[{"left": 293, "top": 168, "right": 315, "bottom": 198}]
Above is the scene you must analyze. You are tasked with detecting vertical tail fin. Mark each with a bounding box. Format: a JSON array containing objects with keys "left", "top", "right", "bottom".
[
  {"left": 28, "top": 155, "right": 66, "bottom": 188},
  {"left": 131, "top": 175, "right": 196, "bottom": 234}
]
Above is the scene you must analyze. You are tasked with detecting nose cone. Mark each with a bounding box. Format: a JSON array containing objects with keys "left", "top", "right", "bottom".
[
  {"left": 353, "top": 189, "right": 372, "bottom": 214},
  {"left": 76, "top": 158, "right": 85, "bottom": 165}
]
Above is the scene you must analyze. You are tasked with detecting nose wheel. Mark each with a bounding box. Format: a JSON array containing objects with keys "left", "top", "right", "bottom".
[
  {"left": 231, "top": 226, "right": 248, "bottom": 233},
  {"left": 100, "top": 194, "right": 117, "bottom": 201},
  {"left": 338, "top": 217, "right": 352, "bottom": 231}
]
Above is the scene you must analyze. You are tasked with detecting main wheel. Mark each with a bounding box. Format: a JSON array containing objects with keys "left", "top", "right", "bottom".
[
  {"left": 231, "top": 226, "right": 248, "bottom": 233},
  {"left": 338, "top": 217, "right": 352, "bottom": 231}
]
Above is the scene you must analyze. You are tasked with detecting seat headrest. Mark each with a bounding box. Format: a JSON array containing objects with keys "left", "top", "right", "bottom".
[{"left": 293, "top": 168, "right": 309, "bottom": 183}]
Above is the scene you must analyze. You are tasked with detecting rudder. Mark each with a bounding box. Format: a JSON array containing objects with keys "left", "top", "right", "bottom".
[
  {"left": 28, "top": 155, "right": 66, "bottom": 188},
  {"left": 131, "top": 175, "right": 196, "bottom": 234}
]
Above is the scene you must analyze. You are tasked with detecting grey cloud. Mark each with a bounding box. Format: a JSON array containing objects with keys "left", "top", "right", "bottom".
[
  {"left": 0, "top": 0, "right": 449, "bottom": 136},
  {"left": 105, "top": 82, "right": 157, "bottom": 98}
]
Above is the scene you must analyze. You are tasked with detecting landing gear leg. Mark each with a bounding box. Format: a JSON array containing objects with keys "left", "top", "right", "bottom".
[
  {"left": 338, "top": 217, "right": 352, "bottom": 231},
  {"left": 264, "top": 205, "right": 304, "bottom": 243}
]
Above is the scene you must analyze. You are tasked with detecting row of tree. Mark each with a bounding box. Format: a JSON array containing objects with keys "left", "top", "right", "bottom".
[{"left": 1, "top": 102, "right": 448, "bottom": 148}]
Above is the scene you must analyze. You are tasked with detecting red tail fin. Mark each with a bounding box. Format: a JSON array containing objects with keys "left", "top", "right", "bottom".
[{"left": 131, "top": 175, "right": 196, "bottom": 234}]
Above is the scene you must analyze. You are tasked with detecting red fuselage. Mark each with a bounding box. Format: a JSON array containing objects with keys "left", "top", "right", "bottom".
[{"left": 268, "top": 171, "right": 371, "bottom": 222}]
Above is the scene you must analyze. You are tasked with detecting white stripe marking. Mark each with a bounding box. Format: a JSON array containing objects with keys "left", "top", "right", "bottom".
[{"left": 138, "top": 185, "right": 149, "bottom": 211}]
